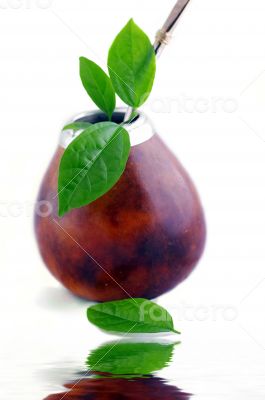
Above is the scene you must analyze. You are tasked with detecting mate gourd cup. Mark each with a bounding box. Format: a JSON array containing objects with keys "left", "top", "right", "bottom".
[{"left": 35, "top": 109, "right": 206, "bottom": 301}]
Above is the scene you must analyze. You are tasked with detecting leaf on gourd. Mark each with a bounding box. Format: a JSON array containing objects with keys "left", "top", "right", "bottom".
[
  {"left": 108, "top": 19, "right": 156, "bottom": 108},
  {"left": 86, "top": 341, "right": 178, "bottom": 376},
  {"left": 87, "top": 298, "right": 180, "bottom": 334},
  {"left": 80, "top": 57, "right": 116, "bottom": 119},
  {"left": 62, "top": 121, "right": 92, "bottom": 132},
  {"left": 58, "top": 122, "right": 130, "bottom": 216}
]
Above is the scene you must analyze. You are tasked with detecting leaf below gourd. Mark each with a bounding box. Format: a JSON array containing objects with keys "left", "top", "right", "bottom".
[
  {"left": 87, "top": 298, "right": 180, "bottom": 334},
  {"left": 58, "top": 122, "right": 130, "bottom": 216},
  {"left": 86, "top": 341, "right": 177, "bottom": 376},
  {"left": 108, "top": 19, "right": 156, "bottom": 108}
]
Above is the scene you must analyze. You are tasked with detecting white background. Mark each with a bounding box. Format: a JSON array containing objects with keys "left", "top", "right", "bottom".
[{"left": 0, "top": 0, "right": 265, "bottom": 399}]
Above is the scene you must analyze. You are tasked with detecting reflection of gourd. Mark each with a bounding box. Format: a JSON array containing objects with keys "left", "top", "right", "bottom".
[
  {"left": 35, "top": 111, "right": 206, "bottom": 301},
  {"left": 44, "top": 376, "right": 191, "bottom": 400}
]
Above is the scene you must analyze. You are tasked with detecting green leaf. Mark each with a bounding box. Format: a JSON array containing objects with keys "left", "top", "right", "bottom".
[
  {"left": 122, "top": 110, "right": 138, "bottom": 125},
  {"left": 87, "top": 298, "right": 180, "bottom": 334},
  {"left": 108, "top": 19, "right": 156, "bottom": 108},
  {"left": 80, "top": 57, "right": 116, "bottom": 119},
  {"left": 62, "top": 121, "right": 92, "bottom": 132},
  {"left": 58, "top": 122, "right": 130, "bottom": 216},
  {"left": 86, "top": 341, "right": 178, "bottom": 376}
]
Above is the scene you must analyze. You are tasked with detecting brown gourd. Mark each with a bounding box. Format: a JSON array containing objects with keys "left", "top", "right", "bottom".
[{"left": 35, "top": 110, "right": 206, "bottom": 301}]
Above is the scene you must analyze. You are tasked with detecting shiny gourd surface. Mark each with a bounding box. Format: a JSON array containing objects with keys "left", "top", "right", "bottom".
[{"left": 35, "top": 133, "right": 206, "bottom": 301}]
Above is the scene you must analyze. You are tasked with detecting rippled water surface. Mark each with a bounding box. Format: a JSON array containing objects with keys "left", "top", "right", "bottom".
[
  {"left": 1, "top": 286, "right": 265, "bottom": 399},
  {"left": 20, "top": 354, "right": 265, "bottom": 400}
]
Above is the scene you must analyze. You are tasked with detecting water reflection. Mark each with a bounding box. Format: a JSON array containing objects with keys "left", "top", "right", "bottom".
[
  {"left": 44, "top": 375, "right": 191, "bottom": 399},
  {"left": 43, "top": 340, "right": 191, "bottom": 399},
  {"left": 86, "top": 340, "right": 179, "bottom": 376}
]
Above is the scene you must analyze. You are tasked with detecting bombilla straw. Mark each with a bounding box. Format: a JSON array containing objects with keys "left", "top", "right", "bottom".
[
  {"left": 154, "top": 0, "right": 191, "bottom": 57},
  {"left": 123, "top": 0, "right": 191, "bottom": 122}
]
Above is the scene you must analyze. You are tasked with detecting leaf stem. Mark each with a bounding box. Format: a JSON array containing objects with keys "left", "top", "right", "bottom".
[
  {"left": 123, "top": 107, "right": 133, "bottom": 122},
  {"left": 123, "top": 108, "right": 137, "bottom": 125}
]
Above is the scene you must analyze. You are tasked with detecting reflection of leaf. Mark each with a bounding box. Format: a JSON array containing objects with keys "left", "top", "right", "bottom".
[{"left": 86, "top": 341, "right": 178, "bottom": 376}]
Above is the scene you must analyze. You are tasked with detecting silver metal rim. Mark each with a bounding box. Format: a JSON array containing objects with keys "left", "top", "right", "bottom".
[{"left": 59, "top": 108, "right": 155, "bottom": 149}]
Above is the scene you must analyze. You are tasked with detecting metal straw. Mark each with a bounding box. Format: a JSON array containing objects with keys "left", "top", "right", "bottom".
[{"left": 123, "top": 0, "right": 191, "bottom": 122}]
